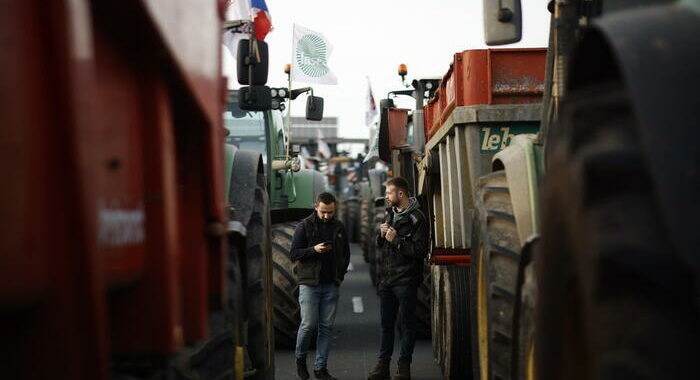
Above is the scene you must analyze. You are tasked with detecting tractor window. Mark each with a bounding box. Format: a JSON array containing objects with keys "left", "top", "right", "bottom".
[{"left": 224, "top": 103, "right": 267, "bottom": 164}]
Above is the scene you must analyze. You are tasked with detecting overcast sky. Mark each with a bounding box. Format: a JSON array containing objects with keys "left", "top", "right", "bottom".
[{"left": 222, "top": 0, "right": 551, "bottom": 142}]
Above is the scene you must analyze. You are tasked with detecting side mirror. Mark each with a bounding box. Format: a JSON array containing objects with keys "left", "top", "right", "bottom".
[
  {"left": 305, "top": 96, "right": 324, "bottom": 121},
  {"left": 238, "top": 86, "right": 272, "bottom": 111},
  {"left": 236, "top": 39, "right": 269, "bottom": 85},
  {"left": 483, "top": 0, "right": 522, "bottom": 45}
]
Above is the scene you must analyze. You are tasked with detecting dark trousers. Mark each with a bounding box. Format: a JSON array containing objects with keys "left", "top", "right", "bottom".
[{"left": 377, "top": 282, "right": 418, "bottom": 363}]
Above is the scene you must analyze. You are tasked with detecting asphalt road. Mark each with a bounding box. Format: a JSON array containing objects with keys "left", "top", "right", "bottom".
[{"left": 274, "top": 244, "right": 443, "bottom": 380}]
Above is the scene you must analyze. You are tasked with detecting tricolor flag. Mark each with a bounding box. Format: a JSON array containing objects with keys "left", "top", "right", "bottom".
[
  {"left": 365, "top": 77, "right": 378, "bottom": 126},
  {"left": 251, "top": 0, "right": 272, "bottom": 41},
  {"left": 223, "top": 0, "right": 272, "bottom": 59}
]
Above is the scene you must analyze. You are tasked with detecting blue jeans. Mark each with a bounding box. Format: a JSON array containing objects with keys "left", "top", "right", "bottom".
[
  {"left": 295, "top": 283, "right": 340, "bottom": 370},
  {"left": 377, "top": 283, "right": 418, "bottom": 363}
]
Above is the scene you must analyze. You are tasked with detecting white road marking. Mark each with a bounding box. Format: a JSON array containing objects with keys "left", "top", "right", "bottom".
[
  {"left": 347, "top": 262, "right": 354, "bottom": 271},
  {"left": 352, "top": 296, "right": 364, "bottom": 313}
]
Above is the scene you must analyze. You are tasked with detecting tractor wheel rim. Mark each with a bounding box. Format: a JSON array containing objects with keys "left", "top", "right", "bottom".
[{"left": 526, "top": 335, "right": 536, "bottom": 380}]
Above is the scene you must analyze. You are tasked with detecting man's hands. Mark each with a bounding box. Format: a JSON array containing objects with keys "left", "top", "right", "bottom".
[
  {"left": 314, "top": 242, "right": 332, "bottom": 253},
  {"left": 385, "top": 226, "right": 398, "bottom": 242},
  {"left": 381, "top": 222, "right": 398, "bottom": 242},
  {"left": 380, "top": 222, "right": 390, "bottom": 237}
]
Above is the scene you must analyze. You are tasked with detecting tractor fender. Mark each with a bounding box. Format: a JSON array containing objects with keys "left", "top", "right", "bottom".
[
  {"left": 227, "top": 149, "right": 264, "bottom": 237},
  {"left": 493, "top": 134, "right": 543, "bottom": 248},
  {"left": 567, "top": 4, "right": 700, "bottom": 274},
  {"left": 284, "top": 167, "right": 326, "bottom": 210}
]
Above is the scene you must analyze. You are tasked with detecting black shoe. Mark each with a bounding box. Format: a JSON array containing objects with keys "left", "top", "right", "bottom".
[
  {"left": 367, "top": 359, "right": 390, "bottom": 380},
  {"left": 392, "top": 360, "right": 411, "bottom": 380},
  {"left": 296, "top": 357, "right": 310, "bottom": 380},
  {"left": 314, "top": 368, "right": 338, "bottom": 380}
]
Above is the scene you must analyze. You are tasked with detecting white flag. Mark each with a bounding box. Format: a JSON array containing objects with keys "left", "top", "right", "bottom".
[
  {"left": 363, "top": 125, "right": 380, "bottom": 163},
  {"left": 365, "top": 77, "right": 378, "bottom": 126},
  {"left": 317, "top": 129, "right": 332, "bottom": 159},
  {"left": 291, "top": 24, "right": 338, "bottom": 85},
  {"left": 222, "top": 1, "right": 253, "bottom": 60}
]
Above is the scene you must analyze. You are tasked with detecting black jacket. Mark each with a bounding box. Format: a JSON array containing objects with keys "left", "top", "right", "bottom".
[
  {"left": 376, "top": 206, "right": 429, "bottom": 286},
  {"left": 290, "top": 213, "right": 351, "bottom": 286}
]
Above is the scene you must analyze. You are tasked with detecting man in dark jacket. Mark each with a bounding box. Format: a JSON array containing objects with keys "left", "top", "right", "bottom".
[
  {"left": 290, "top": 192, "right": 351, "bottom": 380},
  {"left": 367, "top": 177, "right": 428, "bottom": 380}
]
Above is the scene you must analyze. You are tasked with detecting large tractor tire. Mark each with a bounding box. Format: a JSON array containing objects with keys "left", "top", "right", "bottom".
[
  {"left": 472, "top": 170, "right": 521, "bottom": 380},
  {"left": 431, "top": 265, "right": 472, "bottom": 379},
  {"left": 537, "top": 84, "right": 700, "bottom": 380},
  {"left": 270, "top": 222, "right": 300, "bottom": 349},
  {"left": 360, "top": 198, "right": 371, "bottom": 262},
  {"left": 415, "top": 266, "right": 432, "bottom": 339},
  {"left": 171, "top": 174, "right": 274, "bottom": 380},
  {"left": 430, "top": 266, "right": 444, "bottom": 367},
  {"left": 345, "top": 198, "right": 361, "bottom": 243},
  {"left": 336, "top": 198, "right": 347, "bottom": 231},
  {"left": 512, "top": 260, "right": 536, "bottom": 380},
  {"left": 368, "top": 202, "right": 385, "bottom": 287},
  {"left": 241, "top": 179, "right": 276, "bottom": 380}
]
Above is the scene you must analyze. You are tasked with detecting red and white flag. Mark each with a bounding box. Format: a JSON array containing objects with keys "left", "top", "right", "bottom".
[
  {"left": 317, "top": 129, "right": 332, "bottom": 159},
  {"left": 365, "top": 77, "right": 378, "bottom": 126}
]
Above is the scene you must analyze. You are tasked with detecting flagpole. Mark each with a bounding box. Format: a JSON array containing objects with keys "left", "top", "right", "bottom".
[{"left": 286, "top": 68, "right": 292, "bottom": 160}]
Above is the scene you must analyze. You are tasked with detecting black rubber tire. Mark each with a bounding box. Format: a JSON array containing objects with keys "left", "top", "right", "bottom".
[
  {"left": 415, "top": 266, "right": 432, "bottom": 339},
  {"left": 537, "top": 84, "right": 700, "bottom": 380},
  {"left": 270, "top": 222, "right": 300, "bottom": 349},
  {"left": 431, "top": 265, "right": 445, "bottom": 367},
  {"left": 360, "top": 197, "right": 371, "bottom": 262},
  {"left": 368, "top": 203, "right": 385, "bottom": 288},
  {"left": 336, "top": 197, "right": 346, "bottom": 230},
  {"left": 169, "top": 175, "right": 273, "bottom": 380},
  {"left": 242, "top": 179, "right": 275, "bottom": 380},
  {"left": 511, "top": 260, "right": 536, "bottom": 380},
  {"left": 473, "top": 170, "right": 521, "bottom": 380},
  {"left": 436, "top": 265, "right": 473, "bottom": 379},
  {"left": 346, "top": 198, "right": 361, "bottom": 243}
]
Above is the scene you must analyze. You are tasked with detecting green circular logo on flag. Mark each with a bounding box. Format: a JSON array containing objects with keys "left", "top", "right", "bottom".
[{"left": 295, "top": 34, "right": 329, "bottom": 78}]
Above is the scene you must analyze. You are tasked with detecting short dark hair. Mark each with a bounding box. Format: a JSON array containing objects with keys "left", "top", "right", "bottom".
[
  {"left": 386, "top": 177, "right": 410, "bottom": 196},
  {"left": 316, "top": 192, "right": 337, "bottom": 205}
]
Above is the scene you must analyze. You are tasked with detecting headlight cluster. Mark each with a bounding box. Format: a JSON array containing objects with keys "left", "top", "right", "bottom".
[{"left": 270, "top": 87, "right": 289, "bottom": 111}]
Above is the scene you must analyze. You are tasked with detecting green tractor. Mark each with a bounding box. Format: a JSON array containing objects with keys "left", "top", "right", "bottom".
[
  {"left": 466, "top": 1, "right": 700, "bottom": 379},
  {"left": 224, "top": 88, "right": 328, "bottom": 349}
]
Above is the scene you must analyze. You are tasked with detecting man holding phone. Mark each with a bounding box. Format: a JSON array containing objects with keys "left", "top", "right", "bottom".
[{"left": 290, "top": 192, "right": 351, "bottom": 380}]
